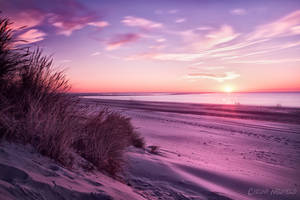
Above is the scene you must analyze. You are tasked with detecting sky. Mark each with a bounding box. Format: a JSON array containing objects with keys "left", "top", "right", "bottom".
[{"left": 1, "top": 0, "right": 300, "bottom": 93}]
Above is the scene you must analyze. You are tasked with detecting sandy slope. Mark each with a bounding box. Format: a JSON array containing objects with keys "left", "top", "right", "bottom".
[
  {"left": 0, "top": 143, "right": 144, "bottom": 200},
  {"left": 84, "top": 99, "right": 300, "bottom": 200}
]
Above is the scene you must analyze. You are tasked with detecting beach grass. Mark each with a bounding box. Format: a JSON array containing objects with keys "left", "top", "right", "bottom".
[{"left": 0, "top": 18, "right": 144, "bottom": 175}]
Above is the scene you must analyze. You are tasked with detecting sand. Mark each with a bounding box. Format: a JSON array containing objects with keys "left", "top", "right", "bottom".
[
  {"left": 1, "top": 98, "right": 299, "bottom": 200},
  {"left": 84, "top": 99, "right": 300, "bottom": 200},
  {"left": 0, "top": 142, "right": 143, "bottom": 200}
]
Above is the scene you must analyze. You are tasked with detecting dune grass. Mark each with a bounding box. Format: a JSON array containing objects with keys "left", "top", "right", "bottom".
[
  {"left": 0, "top": 18, "right": 145, "bottom": 175},
  {"left": 73, "top": 111, "right": 143, "bottom": 174}
]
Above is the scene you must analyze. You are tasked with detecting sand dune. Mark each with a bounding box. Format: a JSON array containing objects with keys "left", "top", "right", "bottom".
[{"left": 0, "top": 143, "right": 144, "bottom": 200}]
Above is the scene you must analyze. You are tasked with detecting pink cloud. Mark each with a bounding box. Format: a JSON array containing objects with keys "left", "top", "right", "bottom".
[
  {"left": 3, "top": 0, "right": 107, "bottom": 36},
  {"left": 249, "top": 10, "right": 300, "bottom": 40},
  {"left": 17, "top": 29, "right": 46, "bottom": 44},
  {"left": 127, "top": 52, "right": 206, "bottom": 61},
  {"left": 204, "top": 25, "right": 240, "bottom": 47},
  {"left": 91, "top": 52, "right": 101, "bottom": 56},
  {"left": 106, "top": 33, "right": 140, "bottom": 50},
  {"left": 122, "top": 16, "right": 163, "bottom": 29},
  {"left": 10, "top": 10, "right": 45, "bottom": 30},
  {"left": 231, "top": 58, "right": 300, "bottom": 64},
  {"left": 125, "top": 52, "right": 157, "bottom": 60},
  {"left": 230, "top": 9, "right": 247, "bottom": 16},
  {"left": 51, "top": 20, "right": 85, "bottom": 36},
  {"left": 186, "top": 71, "right": 240, "bottom": 82},
  {"left": 50, "top": 14, "right": 108, "bottom": 36},
  {"left": 153, "top": 53, "right": 205, "bottom": 61},
  {"left": 149, "top": 44, "right": 166, "bottom": 50},
  {"left": 188, "top": 65, "right": 225, "bottom": 71},
  {"left": 213, "top": 40, "right": 300, "bottom": 61},
  {"left": 191, "top": 62, "right": 204, "bottom": 66},
  {"left": 43, "top": 0, "right": 108, "bottom": 36},
  {"left": 281, "top": 40, "right": 300, "bottom": 48},
  {"left": 156, "top": 38, "right": 166, "bottom": 42},
  {"left": 202, "top": 66, "right": 225, "bottom": 70},
  {"left": 175, "top": 18, "right": 186, "bottom": 23},
  {"left": 196, "top": 26, "right": 213, "bottom": 31},
  {"left": 180, "top": 25, "right": 239, "bottom": 51},
  {"left": 88, "top": 21, "right": 109, "bottom": 28},
  {"left": 205, "top": 39, "right": 269, "bottom": 54}
]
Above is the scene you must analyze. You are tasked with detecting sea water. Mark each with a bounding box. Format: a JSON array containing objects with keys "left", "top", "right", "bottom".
[{"left": 81, "top": 92, "right": 300, "bottom": 108}]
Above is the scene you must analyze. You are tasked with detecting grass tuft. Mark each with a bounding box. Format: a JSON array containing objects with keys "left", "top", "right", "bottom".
[
  {"left": 0, "top": 17, "right": 145, "bottom": 175},
  {"left": 73, "top": 111, "right": 145, "bottom": 174},
  {"left": 131, "top": 131, "right": 145, "bottom": 149}
]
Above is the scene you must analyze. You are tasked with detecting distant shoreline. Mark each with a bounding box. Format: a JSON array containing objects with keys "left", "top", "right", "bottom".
[
  {"left": 75, "top": 92, "right": 300, "bottom": 108},
  {"left": 71, "top": 91, "right": 300, "bottom": 96},
  {"left": 81, "top": 98, "right": 300, "bottom": 124}
]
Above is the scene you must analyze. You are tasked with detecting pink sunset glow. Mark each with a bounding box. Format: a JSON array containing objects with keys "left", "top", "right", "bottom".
[{"left": 1, "top": 0, "right": 300, "bottom": 93}]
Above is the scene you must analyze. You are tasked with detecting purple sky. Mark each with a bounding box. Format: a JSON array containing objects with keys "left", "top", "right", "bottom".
[{"left": 1, "top": 0, "right": 300, "bottom": 92}]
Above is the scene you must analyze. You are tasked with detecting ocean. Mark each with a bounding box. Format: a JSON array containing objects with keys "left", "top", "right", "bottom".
[{"left": 81, "top": 92, "right": 300, "bottom": 108}]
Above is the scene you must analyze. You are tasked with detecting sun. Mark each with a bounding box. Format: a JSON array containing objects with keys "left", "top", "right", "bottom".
[{"left": 223, "top": 85, "right": 233, "bottom": 93}]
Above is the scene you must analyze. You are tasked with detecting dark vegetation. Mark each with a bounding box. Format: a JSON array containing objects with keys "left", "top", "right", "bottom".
[
  {"left": 0, "top": 18, "right": 145, "bottom": 175},
  {"left": 148, "top": 145, "right": 160, "bottom": 155}
]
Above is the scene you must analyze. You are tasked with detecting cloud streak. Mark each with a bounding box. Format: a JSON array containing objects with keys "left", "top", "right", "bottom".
[
  {"left": 3, "top": 0, "right": 109, "bottom": 37},
  {"left": 88, "top": 21, "right": 109, "bottom": 28},
  {"left": 126, "top": 10, "right": 300, "bottom": 67},
  {"left": 180, "top": 25, "right": 240, "bottom": 51},
  {"left": 230, "top": 9, "right": 247, "bottom": 16},
  {"left": 231, "top": 58, "right": 300, "bottom": 64},
  {"left": 186, "top": 72, "right": 240, "bottom": 82},
  {"left": 127, "top": 52, "right": 207, "bottom": 61},
  {"left": 17, "top": 29, "right": 46, "bottom": 44},
  {"left": 10, "top": 10, "right": 45, "bottom": 30},
  {"left": 91, "top": 52, "right": 101, "bottom": 56},
  {"left": 106, "top": 33, "right": 140, "bottom": 50},
  {"left": 122, "top": 16, "right": 163, "bottom": 29},
  {"left": 249, "top": 10, "right": 300, "bottom": 40},
  {"left": 175, "top": 18, "right": 186, "bottom": 23},
  {"left": 50, "top": 14, "right": 109, "bottom": 36}
]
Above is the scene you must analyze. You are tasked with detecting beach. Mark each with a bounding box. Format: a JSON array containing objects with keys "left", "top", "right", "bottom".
[
  {"left": 1, "top": 2, "right": 300, "bottom": 199},
  {"left": 84, "top": 98, "right": 300, "bottom": 200},
  {"left": 1, "top": 98, "right": 300, "bottom": 200}
]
